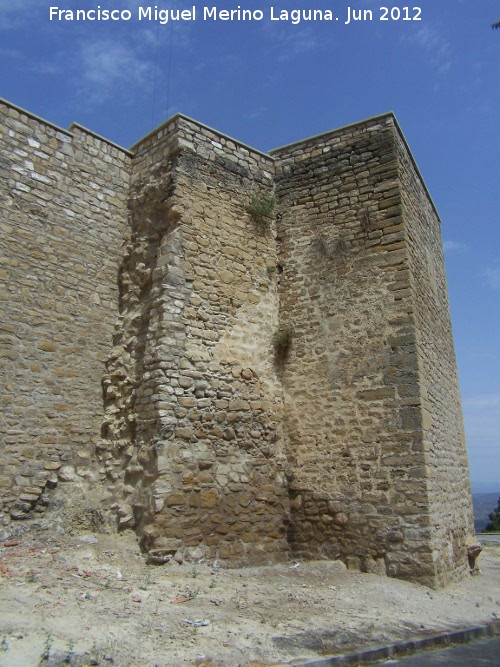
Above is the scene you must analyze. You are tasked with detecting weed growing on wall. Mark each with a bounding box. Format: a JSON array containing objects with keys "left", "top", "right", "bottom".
[
  {"left": 247, "top": 193, "right": 275, "bottom": 228},
  {"left": 272, "top": 327, "right": 296, "bottom": 363}
]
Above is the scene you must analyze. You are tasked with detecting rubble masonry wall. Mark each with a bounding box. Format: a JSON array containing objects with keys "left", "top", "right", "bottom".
[
  {"left": 0, "top": 99, "right": 131, "bottom": 519},
  {"left": 0, "top": 99, "right": 474, "bottom": 584},
  {"left": 98, "top": 116, "right": 290, "bottom": 564},
  {"left": 271, "top": 115, "right": 472, "bottom": 586}
]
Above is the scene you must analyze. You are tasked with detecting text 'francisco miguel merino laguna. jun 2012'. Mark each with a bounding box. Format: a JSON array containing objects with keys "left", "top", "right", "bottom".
[{"left": 48, "top": 5, "right": 423, "bottom": 25}]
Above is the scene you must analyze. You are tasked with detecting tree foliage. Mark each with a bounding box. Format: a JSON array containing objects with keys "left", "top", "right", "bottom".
[{"left": 484, "top": 496, "right": 500, "bottom": 532}]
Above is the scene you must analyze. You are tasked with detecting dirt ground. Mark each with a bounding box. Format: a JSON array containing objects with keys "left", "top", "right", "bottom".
[{"left": 0, "top": 525, "right": 499, "bottom": 667}]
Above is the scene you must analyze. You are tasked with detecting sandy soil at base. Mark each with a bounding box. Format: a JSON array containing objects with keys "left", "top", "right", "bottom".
[{"left": 0, "top": 529, "right": 498, "bottom": 667}]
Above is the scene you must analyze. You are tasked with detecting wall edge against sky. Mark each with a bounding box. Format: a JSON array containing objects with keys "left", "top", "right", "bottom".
[
  {"left": 0, "top": 96, "right": 73, "bottom": 138},
  {"left": 129, "top": 112, "right": 273, "bottom": 160},
  {"left": 0, "top": 97, "right": 134, "bottom": 157},
  {"left": 69, "top": 123, "right": 134, "bottom": 156},
  {"left": 0, "top": 97, "right": 440, "bottom": 225},
  {"left": 271, "top": 111, "right": 441, "bottom": 224}
]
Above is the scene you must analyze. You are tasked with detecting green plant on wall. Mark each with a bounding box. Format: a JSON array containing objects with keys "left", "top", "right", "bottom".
[
  {"left": 247, "top": 193, "right": 275, "bottom": 228},
  {"left": 272, "top": 326, "right": 295, "bottom": 363}
]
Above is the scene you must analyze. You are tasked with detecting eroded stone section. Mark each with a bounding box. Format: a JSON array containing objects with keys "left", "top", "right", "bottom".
[
  {"left": 97, "top": 118, "right": 290, "bottom": 564},
  {"left": 97, "top": 153, "right": 183, "bottom": 531}
]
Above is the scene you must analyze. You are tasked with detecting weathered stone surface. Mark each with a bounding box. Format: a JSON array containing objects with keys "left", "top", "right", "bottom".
[
  {"left": 142, "top": 524, "right": 161, "bottom": 541},
  {"left": 465, "top": 536, "right": 482, "bottom": 569},
  {"left": 19, "top": 494, "right": 39, "bottom": 503},
  {"left": 0, "top": 98, "right": 131, "bottom": 523},
  {"left": 271, "top": 114, "right": 474, "bottom": 587},
  {"left": 58, "top": 466, "right": 77, "bottom": 482},
  {"left": 165, "top": 493, "right": 186, "bottom": 507},
  {"left": 0, "top": 99, "right": 473, "bottom": 585},
  {"left": 200, "top": 489, "right": 219, "bottom": 509},
  {"left": 146, "top": 549, "right": 173, "bottom": 565},
  {"left": 118, "top": 514, "right": 135, "bottom": 529},
  {"left": 44, "top": 462, "right": 62, "bottom": 471}
]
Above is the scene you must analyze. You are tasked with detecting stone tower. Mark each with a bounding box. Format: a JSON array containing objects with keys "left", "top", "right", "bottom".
[
  {"left": 272, "top": 116, "right": 474, "bottom": 587},
  {"left": 0, "top": 98, "right": 474, "bottom": 587}
]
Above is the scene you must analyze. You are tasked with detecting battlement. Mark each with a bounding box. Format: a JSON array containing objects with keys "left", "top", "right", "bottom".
[{"left": 0, "top": 98, "right": 473, "bottom": 586}]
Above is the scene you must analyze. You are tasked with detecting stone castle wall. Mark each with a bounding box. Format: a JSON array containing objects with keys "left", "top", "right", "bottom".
[
  {"left": 271, "top": 116, "right": 437, "bottom": 584},
  {"left": 0, "top": 99, "right": 131, "bottom": 518},
  {"left": 394, "top": 130, "right": 474, "bottom": 585},
  {"left": 0, "top": 98, "right": 474, "bottom": 585},
  {"left": 99, "top": 115, "right": 290, "bottom": 564}
]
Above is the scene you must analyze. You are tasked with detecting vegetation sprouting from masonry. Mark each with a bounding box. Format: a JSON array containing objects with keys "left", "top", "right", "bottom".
[
  {"left": 272, "top": 326, "right": 295, "bottom": 363},
  {"left": 247, "top": 194, "right": 275, "bottom": 228}
]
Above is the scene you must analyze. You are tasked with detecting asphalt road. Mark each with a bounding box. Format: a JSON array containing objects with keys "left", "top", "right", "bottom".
[
  {"left": 377, "top": 636, "right": 500, "bottom": 666},
  {"left": 479, "top": 534, "right": 500, "bottom": 544}
]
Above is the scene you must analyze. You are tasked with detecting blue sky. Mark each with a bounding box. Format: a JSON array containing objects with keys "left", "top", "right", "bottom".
[{"left": 1, "top": 0, "right": 499, "bottom": 492}]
